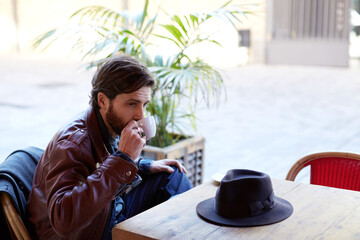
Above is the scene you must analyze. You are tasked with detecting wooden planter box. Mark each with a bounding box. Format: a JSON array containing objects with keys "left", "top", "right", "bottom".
[{"left": 141, "top": 136, "right": 204, "bottom": 187}]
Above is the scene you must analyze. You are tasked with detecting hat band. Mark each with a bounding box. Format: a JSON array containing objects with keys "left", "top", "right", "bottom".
[{"left": 215, "top": 192, "right": 276, "bottom": 218}]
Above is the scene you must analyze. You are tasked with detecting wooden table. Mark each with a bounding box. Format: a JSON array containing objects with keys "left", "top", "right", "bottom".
[{"left": 113, "top": 179, "right": 360, "bottom": 240}]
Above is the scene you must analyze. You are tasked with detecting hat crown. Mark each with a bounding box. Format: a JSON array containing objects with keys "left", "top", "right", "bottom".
[{"left": 215, "top": 169, "right": 275, "bottom": 218}]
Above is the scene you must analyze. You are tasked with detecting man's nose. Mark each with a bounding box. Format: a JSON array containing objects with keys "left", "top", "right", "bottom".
[{"left": 135, "top": 107, "right": 145, "bottom": 120}]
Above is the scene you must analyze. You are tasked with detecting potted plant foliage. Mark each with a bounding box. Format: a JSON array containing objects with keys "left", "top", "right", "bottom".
[{"left": 34, "top": 0, "right": 250, "bottom": 185}]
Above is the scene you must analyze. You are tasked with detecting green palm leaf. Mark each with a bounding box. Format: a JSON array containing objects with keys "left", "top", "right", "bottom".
[{"left": 32, "top": 0, "right": 253, "bottom": 147}]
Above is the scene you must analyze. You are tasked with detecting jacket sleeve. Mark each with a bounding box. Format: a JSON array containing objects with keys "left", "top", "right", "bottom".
[
  {"left": 44, "top": 140, "right": 138, "bottom": 237},
  {"left": 137, "top": 158, "right": 153, "bottom": 175}
]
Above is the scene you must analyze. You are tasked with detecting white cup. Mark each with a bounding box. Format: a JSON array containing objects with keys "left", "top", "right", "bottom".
[{"left": 137, "top": 116, "right": 156, "bottom": 140}]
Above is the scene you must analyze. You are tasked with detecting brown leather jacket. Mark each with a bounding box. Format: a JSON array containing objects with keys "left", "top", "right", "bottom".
[{"left": 27, "top": 107, "right": 138, "bottom": 240}]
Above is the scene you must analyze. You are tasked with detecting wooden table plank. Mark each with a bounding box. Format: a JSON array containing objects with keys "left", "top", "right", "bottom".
[
  {"left": 112, "top": 181, "right": 219, "bottom": 240},
  {"left": 113, "top": 179, "right": 360, "bottom": 240}
]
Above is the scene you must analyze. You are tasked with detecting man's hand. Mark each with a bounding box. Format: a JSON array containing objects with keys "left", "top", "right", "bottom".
[
  {"left": 118, "top": 120, "right": 146, "bottom": 160},
  {"left": 150, "top": 159, "right": 187, "bottom": 174}
]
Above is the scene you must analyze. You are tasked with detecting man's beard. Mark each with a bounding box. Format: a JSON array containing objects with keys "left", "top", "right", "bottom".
[{"left": 105, "top": 101, "right": 127, "bottom": 136}]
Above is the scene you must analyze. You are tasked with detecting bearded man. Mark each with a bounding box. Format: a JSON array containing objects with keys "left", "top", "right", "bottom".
[{"left": 27, "top": 56, "right": 191, "bottom": 240}]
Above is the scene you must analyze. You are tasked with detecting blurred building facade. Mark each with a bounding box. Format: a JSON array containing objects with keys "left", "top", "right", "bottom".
[
  {"left": 0, "top": 0, "right": 359, "bottom": 67},
  {"left": 267, "top": 0, "right": 352, "bottom": 67}
]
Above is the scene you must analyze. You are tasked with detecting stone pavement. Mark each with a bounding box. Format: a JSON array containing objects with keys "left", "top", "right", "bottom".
[{"left": 1, "top": 54, "right": 360, "bottom": 183}]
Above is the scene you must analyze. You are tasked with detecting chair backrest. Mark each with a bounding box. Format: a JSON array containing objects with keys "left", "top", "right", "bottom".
[
  {"left": 286, "top": 152, "right": 360, "bottom": 191},
  {"left": 0, "top": 147, "right": 43, "bottom": 240},
  {"left": 1, "top": 192, "right": 32, "bottom": 240}
]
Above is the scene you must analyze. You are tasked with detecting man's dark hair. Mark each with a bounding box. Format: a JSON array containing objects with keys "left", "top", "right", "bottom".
[{"left": 90, "top": 55, "right": 155, "bottom": 110}]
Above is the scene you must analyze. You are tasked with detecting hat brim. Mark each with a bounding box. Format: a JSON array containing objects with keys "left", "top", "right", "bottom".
[{"left": 196, "top": 196, "right": 293, "bottom": 227}]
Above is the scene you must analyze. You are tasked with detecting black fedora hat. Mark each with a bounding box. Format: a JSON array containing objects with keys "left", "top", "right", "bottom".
[{"left": 196, "top": 169, "right": 293, "bottom": 227}]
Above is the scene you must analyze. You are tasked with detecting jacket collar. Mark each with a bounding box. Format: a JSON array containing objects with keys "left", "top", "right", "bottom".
[{"left": 85, "top": 107, "right": 110, "bottom": 163}]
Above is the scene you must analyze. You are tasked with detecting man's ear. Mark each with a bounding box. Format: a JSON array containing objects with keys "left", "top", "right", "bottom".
[{"left": 97, "top": 92, "right": 110, "bottom": 111}]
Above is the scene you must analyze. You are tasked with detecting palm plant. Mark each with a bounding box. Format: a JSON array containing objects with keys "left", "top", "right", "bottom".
[{"left": 34, "top": 0, "right": 250, "bottom": 147}]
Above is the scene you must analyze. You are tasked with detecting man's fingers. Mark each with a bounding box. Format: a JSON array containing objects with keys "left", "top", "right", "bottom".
[
  {"left": 165, "top": 159, "right": 187, "bottom": 173},
  {"left": 165, "top": 166, "right": 175, "bottom": 174},
  {"left": 181, "top": 165, "right": 187, "bottom": 174},
  {"left": 150, "top": 159, "right": 188, "bottom": 174}
]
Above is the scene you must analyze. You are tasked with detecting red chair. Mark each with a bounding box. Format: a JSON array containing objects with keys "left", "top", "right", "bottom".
[{"left": 286, "top": 152, "right": 360, "bottom": 191}]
